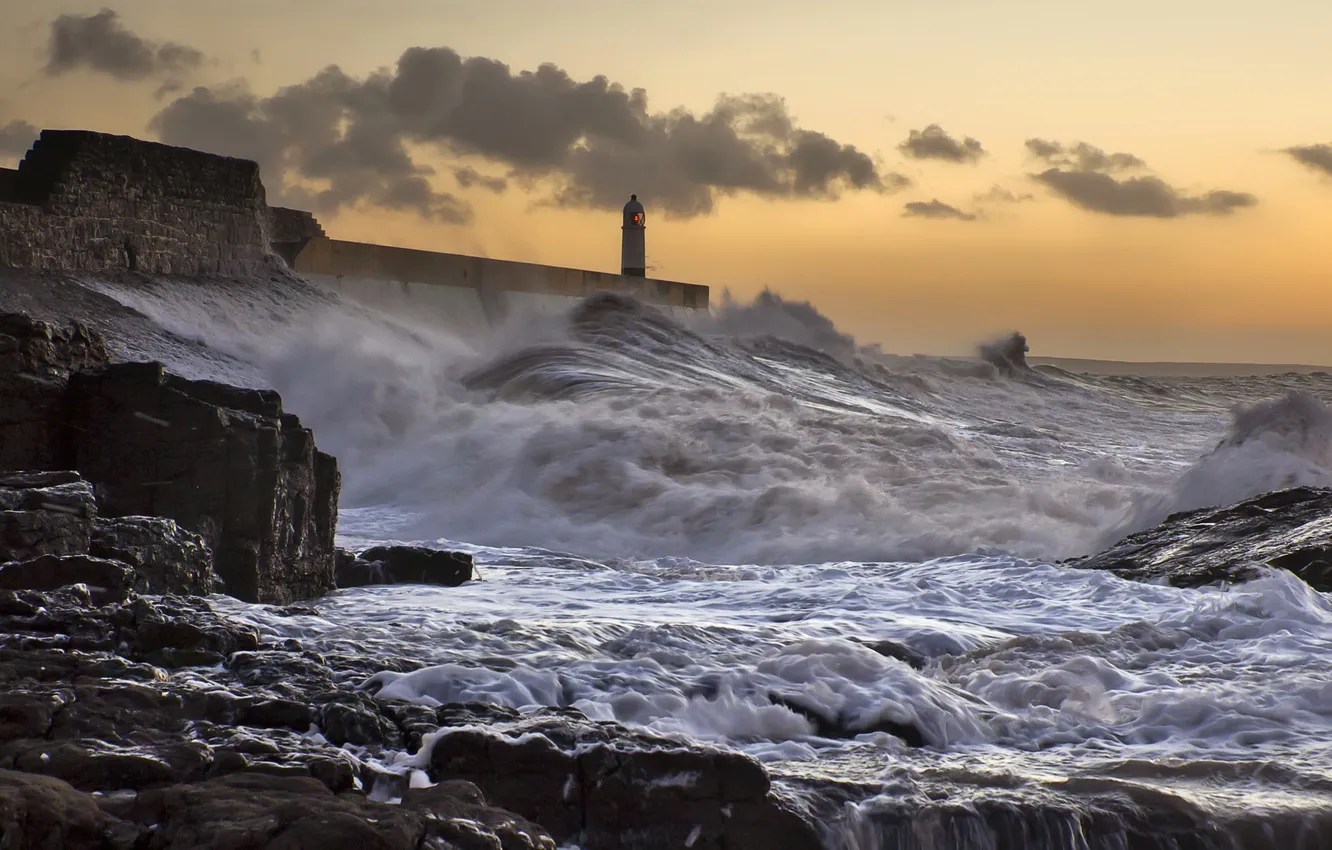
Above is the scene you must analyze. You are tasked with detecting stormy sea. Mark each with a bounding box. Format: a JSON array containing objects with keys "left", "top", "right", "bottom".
[{"left": 13, "top": 270, "right": 1332, "bottom": 848}]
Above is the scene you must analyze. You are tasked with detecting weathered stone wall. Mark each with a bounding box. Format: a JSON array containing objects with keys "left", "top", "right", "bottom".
[
  {"left": 0, "top": 130, "right": 277, "bottom": 277},
  {"left": 267, "top": 206, "right": 326, "bottom": 265}
]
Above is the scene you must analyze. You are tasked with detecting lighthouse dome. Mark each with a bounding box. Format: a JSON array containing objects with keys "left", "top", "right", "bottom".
[{"left": 623, "top": 194, "right": 645, "bottom": 228}]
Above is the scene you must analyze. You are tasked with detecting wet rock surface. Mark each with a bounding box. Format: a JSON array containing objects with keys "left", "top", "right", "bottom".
[
  {"left": 0, "top": 470, "right": 97, "bottom": 562},
  {"left": 0, "top": 311, "right": 340, "bottom": 604},
  {"left": 340, "top": 546, "right": 476, "bottom": 588},
  {"left": 0, "top": 313, "right": 109, "bottom": 471},
  {"left": 91, "top": 516, "right": 219, "bottom": 596},
  {"left": 66, "top": 362, "right": 341, "bottom": 604},
  {"left": 0, "top": 583, "right": 822, "bottom": 850},
  {"left": 1070, "top": 486, "right": 1332, "bottom": 591}
]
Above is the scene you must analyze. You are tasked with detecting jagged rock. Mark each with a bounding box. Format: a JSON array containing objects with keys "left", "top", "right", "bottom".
[
  {"left": 108, "top": 772, "right": 556, "bottom": 850},
  {"left": 0, "top": 471, "right": 96, "bottom": 562},
  {"left": 1070, "top": 486, "right": 1332, "bottom": 591},
  {"left": 0, "top": 769, "right": 125, "bottom": 849},
  {"left": 1, "top": 584, "right": 820, "bottom": 850},
  {"left": 0, "top": 555, "right": 132, "bottom": 603},
  {"left": 0, "top": 310, "right": 340, "bottom": 605},
  {"left": 424, "top": 705, "right": 823, "bottom": 850},
  {"left": 0, "top": 314, "right": 109, "bottom": 471},
  {"left": 340, "top": 545, "right": 475, "bottom": 588},
  {"left": 91, "top": 516, "right": 219, "bottom": 596},
  {"left": 766, "top": 693, "right": 926, "bottom": 746},
  {"left": 124, "top": 595, "right": 262, "bottom": 666},
  {"left": 64, "top": 361, "right": 340, "bottom": 603}
]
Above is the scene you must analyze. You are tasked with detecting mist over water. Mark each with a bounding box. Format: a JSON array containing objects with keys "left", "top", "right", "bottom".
[{"left": 77, "top": 273, "right": 1332, "bottom": 847}]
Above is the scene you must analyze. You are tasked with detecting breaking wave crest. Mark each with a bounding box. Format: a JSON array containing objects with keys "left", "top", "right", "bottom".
[{"left": 72, "top": 275, "right": 1332, "bottom": 565}]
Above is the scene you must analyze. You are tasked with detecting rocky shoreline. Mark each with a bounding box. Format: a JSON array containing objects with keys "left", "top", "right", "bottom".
[
  {"left": 5, "top": 309, "right": 1332, "bottom": 849},
  {"left": 0, "top": 312, "right": 826, "bottom": 849}
]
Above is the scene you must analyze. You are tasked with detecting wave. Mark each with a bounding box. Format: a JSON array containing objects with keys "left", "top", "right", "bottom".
[
  {"left": 55, "top": 272, "right": 1332, "bottom": 566},
  {"left": 1102, "top": 389, "right": 1332, "bottom": 544}
]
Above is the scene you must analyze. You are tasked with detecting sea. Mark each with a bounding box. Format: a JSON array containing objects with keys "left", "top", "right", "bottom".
[{"left": 35, "top": 271, "right": 1332, "bottom": 848}]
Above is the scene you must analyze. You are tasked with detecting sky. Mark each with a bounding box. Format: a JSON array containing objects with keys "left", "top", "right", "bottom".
[{"left": 0, "top": 0, "right": 1330, "bottom": 363}]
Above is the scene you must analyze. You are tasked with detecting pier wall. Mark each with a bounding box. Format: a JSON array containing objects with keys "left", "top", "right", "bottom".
[{"left": 0, "top": 129, "right": 710, "bottom": 319}]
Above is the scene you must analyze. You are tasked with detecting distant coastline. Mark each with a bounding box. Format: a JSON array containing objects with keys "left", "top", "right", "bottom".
[{"left": 1027, "top": 356, "right": 1331, "bottom": 378}]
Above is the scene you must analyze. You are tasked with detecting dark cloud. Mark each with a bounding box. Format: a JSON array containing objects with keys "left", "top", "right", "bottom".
[
  {"left": 1284, "top": 143, "right": 1332, "bottom": 177},
  {"left": 903, "top": 199, "right": 976, "bottom": 221},
  {"left": 453, "top": 166, "right": 507, "bottom": 193},
  {"left": 974, "top": 185, "right": 1033, "bottom": 204},
  {"left": 1025, "top": 137, "right": 1255, "bottom": 218},
  {"left": 1031, "top": 169, "right": 1256, "bottom": 218},
  {"left": 1024, "top": 139, "right": 1144, "bottom": 172},
  {"left": 899, "top": 124, "right": 985, "bottom": 164},
  {"left": 0, "top": 120, "right": 39, "bottom": 158},
  {"left": 45, "top": 9, "right": 204, "bottom": 83},
  {"left": 151, "top": 46, "right": 906, "bottom": 221},
  {"left": 152, "top": 74, "right": 471, "bottom": 223}
]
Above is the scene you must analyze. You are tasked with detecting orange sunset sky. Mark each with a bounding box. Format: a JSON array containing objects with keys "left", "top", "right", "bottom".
[{"left": 1, "top": 0, "right": 1329, "bottom": 363}]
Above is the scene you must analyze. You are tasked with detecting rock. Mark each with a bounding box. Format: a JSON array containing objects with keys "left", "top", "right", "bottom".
[
  {"left": 0, "top": 769, "right": 122, "bottom": 849},
  {"left": 65, "top": 361, "right": 340, "bottom": 603},
  {"left": 118, "top": 771, "right": 555, "bottom": 850},
  {"left": 0, "top": 471, "right": 96, "bottom": 562},
  {"left": 424, "top": 706, "right": 823, "bottom": 850},
  {"left": 1070, "top": 486, "right": 1332, "bottom": 591},
  {"left": 124, "top": 595, "right": 262, "bottom": 664},
  {"left": 0, "top": 555, "right": 132, "bottom": 603},
  {"left": 342, "top": 545, "right": 475, "bottom": 588},
  {"left": 91, "top": 516, "right": 219, "bottom": 596},
  {"left": 0, "top": 314, "right": 109, "bottom": 471},
  {"left": 857, "top": 638, "right": 928, "bottom": 670},
  {"left": 766, "top": 693, "right": 926, "bottom": 747}
]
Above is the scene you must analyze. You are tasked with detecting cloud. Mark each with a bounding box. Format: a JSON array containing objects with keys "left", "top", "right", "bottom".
[
  {"left": 899, "top": 124, "right": 985, "bottom": 164},
  {"left": 903, "top": 199, "right": 976, "bottom": 221},
  {"left": 0, "top": 120, "right": 38, "bottom": 158},
  {"left": 1024, "top": 139, "right": 1144, "bottom": 172},
  {"left": 151, "top": 75, "right": 470, "bottom": 223},
  {"left": 150, "top": 46, "right": 908, "bottom": 221},
  {"left": 974, "top": 184, "right": 1033, "bottom": 204},
  {"left": 1025, "top": 137, "right": 1256, "bottom": 218},
  {"left": 453, "top": 166, "right": 507, "bottom": 193},
  {"left": 1283, "top": 143, "right": 1332, "bottom": 177},
  {"left": 45, "top": 9, "right": 204, "bottom": 84}
]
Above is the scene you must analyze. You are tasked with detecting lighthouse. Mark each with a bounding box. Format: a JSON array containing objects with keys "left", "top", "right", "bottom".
[{"left": 621, "top": 194, "right": 646, "bottom": 277}]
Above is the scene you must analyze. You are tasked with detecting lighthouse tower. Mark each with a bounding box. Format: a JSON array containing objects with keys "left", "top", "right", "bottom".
[{"left": 621, "top": 194, "right": 646, "bottom": 277}]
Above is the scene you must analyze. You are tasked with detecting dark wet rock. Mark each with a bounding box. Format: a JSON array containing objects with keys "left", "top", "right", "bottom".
[
  {"left": 112, "top": 772, "right": 555, "bottom": 850},
  {"left": 91, "top": 516, "right": 219, "bottom": 596},
  {"left": 341, "top": 545, "right": 475, "bottom": 588},
  {"left": 0, "top": 471, "right": 96, "bottom": 562},
  {"left": 857, "top": 638, "right": 929, "bottom": 670},
  {"left": 1071, "top": 486, "right": 1332, "bottom": 591},
  {"left": 65, "top": 361, "right": 341, "bottom": 604},
  {"left": 0, "top": 555, "right": 132, "bottom": 603},
  {"left": 227, "top": 650, "right": 337, "bottom": 697},
  {"left": 0, "top": 769, "right": 124, "bottom": 849},
  {"left": 124, "top": 595, "right": 262, "bottom": 665},
  {"left": 379, "top": 701, "right": 441, "bottom": 755},
  {"left": 767, "top": 692, "right": 927, "bottom": 747},
  {"left": 314, "top": 692, "right": 402, "bottom": 749},
  {"left": 425, "top": 704, "right": 823, "bottom": 850},
  {"left": 0, "top": 313, "right": 109, "bottom": 472},
  {"left": 0, "top": 576, "right": 820, "bottom": 849}
]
